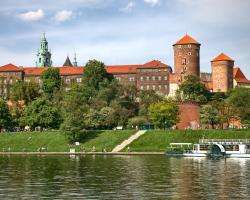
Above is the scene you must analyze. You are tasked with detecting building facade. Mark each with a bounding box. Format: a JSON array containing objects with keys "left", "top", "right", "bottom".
[{"left": 0, "top": 34, "right": 249, "bottom": 99}]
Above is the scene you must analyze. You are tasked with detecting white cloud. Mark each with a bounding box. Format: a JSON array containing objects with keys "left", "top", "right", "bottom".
[
  {"left": 144, "top": 0, "right": 159, "bottom": 6},
  {"left": 120, "top": 2, "right": 135, "bottom": 12},
  {"left": 55, "top": 10, "right": 73, "bottom": 22},
  {"left": 18, "top": 9, "right": 44, "bottom": 21}
]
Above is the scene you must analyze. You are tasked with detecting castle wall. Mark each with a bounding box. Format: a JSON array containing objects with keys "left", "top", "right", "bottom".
[{"left": 177, "top": 102, "right": 200, "bottom": 130}]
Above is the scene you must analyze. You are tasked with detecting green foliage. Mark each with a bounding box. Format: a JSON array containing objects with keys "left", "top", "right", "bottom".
[
  {"left": 200, "top": 104, "right": 221, "bottom": 128},
  {"left": 176, "top": 75, "right": 211, "bottom": 103},
  {"left": 41, "top": 68, "right": 61, "bottom": 96},
  {"left": 127, "top": 116, "right": 148, "bottom": 129},
  {"left": 148, "top": 99, "right": 179, "bottom": 129},
  {"left": 0, "top": 99, "right": 12, "bottom": 130},
  {"left": 20, "top": 98, "right": 61, "bottom": 129},
  {"left": 227, "top": 88, "right": 250, "bottom": 123},
  {"left": 138, "top": 90, "right": 163, "bottom": 117},
  {"left": 83, "top": 59, "right": 111, "bottom": 90},
  {"left": 10, "top": 80, "right": 40, "bottom": 105}
]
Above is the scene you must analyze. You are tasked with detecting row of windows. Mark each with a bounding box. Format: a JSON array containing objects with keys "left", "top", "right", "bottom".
[
  {"left": 139, "top": 68, "right": 168, "bottom": 72},
  {"left": 0, "top": 79, "right": 19, "bottom": 84},
  {"left": 23, "top": 77, "right": 83, "bottom": 84},
  {"left": 140, "top": 85, "right": 168, "bottom": 90},
  {"left": 178, "top": 52, "right": 199, "bottom": 56},
  {"left": 116, "top": 76, "right": 168, "bottom": 82}
]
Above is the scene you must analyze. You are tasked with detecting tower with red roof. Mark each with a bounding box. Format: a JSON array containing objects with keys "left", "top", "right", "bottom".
[
  {"left": 173, "top": 34, "right": 201, "bottom": 83},
  {"left": 211, "top": 53, "right": 234, "bottom": 92}
]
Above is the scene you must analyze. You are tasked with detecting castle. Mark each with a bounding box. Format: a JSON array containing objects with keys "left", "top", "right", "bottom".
[{"left": 0, "top": 34, "right": 249, "bottom": 98}]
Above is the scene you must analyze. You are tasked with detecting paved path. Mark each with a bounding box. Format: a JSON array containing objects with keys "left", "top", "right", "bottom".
[{"left": 112, "top": 130, "right": 147, "bottom": 152}]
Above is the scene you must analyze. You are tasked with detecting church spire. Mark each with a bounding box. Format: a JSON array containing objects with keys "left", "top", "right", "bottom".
[
  {"left": 36, "top": 33, "right": 52, "bottom": 67},
  {"left": 73, "top": 52, "right": 78, "bottom": 66}
]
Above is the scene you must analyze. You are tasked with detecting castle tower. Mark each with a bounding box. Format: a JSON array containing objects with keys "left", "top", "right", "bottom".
[
  {"left": 63, "top": 56, "right": 73, "bottom": 67},
  {"left": 36, "top": 33, "right": 52, "bottom": 67},
  {"left": 173, "top": 34, "right": 201, "bottom": 83},
  {"left": 211, "top": 53, "right": 234, "bottom": 92}
]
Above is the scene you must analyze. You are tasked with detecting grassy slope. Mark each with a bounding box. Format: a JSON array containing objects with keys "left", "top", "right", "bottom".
[
  {"left": 129, "top": 129, "right": 250, "bottom": 152},
  {"left": 0, "top": 130, "right": 135, "bottom": 152}
]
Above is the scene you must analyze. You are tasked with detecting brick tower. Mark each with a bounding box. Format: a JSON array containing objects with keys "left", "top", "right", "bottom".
[
  {"left": 211, "top": 53, "right": 234, "bottom": 92},
  {"left": 173, "top": 34, "right": 201, "bottom": 83}
]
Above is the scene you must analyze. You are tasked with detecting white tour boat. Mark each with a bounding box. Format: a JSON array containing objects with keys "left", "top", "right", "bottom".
[{"left": 167, "top": 139, "right": 250, "bottom": 158}]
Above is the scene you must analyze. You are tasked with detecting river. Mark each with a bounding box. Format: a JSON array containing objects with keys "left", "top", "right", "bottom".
[{"left": 0, "top": 155, "right": 249, "bottom": 199}]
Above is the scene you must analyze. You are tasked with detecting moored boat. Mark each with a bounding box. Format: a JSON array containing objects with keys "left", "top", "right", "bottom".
[{"left": 166, "top": 139, "right": 250, "bottom": 158}]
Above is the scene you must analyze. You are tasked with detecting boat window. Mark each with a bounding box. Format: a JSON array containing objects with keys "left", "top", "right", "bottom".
[
  {"left": 199, "top": 144, "right": 210, "bottom": 150},
  {"left": 223, "top": 145, "right": 239, "bottom": 151}
]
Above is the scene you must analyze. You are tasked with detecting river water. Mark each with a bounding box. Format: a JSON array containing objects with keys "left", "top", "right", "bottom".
[{"left": 0, "top": 155, "right": 249, "bottom": 199}]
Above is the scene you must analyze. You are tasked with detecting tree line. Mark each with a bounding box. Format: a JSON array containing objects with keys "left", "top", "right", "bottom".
[{"left": 0, "top": 59, "right": 249, "bottom": 142}]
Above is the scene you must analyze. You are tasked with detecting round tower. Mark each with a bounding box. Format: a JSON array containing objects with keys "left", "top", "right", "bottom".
[
  {"left": 173, "top": 34, "right": 201, "bottom": 83},
  {"left": 211, "top": 53, "right": 234, "bottom": 92}
]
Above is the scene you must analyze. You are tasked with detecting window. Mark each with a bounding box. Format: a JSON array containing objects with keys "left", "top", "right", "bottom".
[
  {"left": 38, "top": 79, "right": 42, "bottom": 84},
  {"left": 129, "top": 77, "right": 135, "bottom": 82},
  {"left": 4, "top": 88, "right": 7, "bottom": 94},
  {"left": 65, "top": 88, "right": 71, "bottom": 92},
  {"left": 24, "top": 78, "right": 30, "bottom": 83},
  {"left": 140, "top": 76, "right": 144, "bottom": 81},
  {"left": 146, "top": 76, "right": 150, "bottom": 81},
  {"left": 178, "top": 52, "right": 182, "bottom": 56},
  {"left": 188, "top": 52, "right": 192, "bottom": 56},
  {"left": 140, "top": 86, "right": 144, "bottom": 90},
  {"left": 188, "top": 44, "right": 191, "bottom": 48},
  {"left": 178, "top": 45, "right": 182, "bottom": 48},
  {"left": 146, "top": 85, "right": 150, "bottom": 90},
  {"left": 186, "top": 60, "right": 189, "bottom": 64},
  {"left": 76, "top": 78, "right": 82, "bottom": 83},
  {"left": 182, "top": 58, "right": 187, "bottom": 65},
  {"left": 184, "top": 66, "right": 187, "bottom": 71},
  {"left": 65, "top": 79, "right": 71, "bottom": 84},
  {"left": 152, "top": 76, "right": 155, "bottom": 81},
  {"left": 158, "top": 85, "right": 162, "bottom": 90},
  {"left": 152, "top": 85, "right": 156, "bottom": 90},
  {"left": 4, "top": 79, "right": 7, "bottom": 84},
  {"left": 158, "top": 69, "right": 162, "bottom": 72},
  {"left": 158, "top": 76, "right": 162, "bottom": 81},
  {"left": 9, "top": 79, "right": 13, "bottom": 84},
  {"left": 164, "top": 76, "right": 168, "bottom": 80},
  {"left": 165, "top": 85, "right": 168, "bottom": 90}
]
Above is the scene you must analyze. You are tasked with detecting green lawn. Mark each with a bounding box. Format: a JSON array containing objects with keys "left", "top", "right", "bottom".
[
  {"left": 128, "top": 129, "right": 250, "bottom": 152},
  {"left": 0, "top": 130, "right": 135, "bottom": 152}
]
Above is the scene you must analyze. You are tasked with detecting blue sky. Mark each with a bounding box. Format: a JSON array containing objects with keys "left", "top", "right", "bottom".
[{"left": 0, "top": 0, "right": 249, "bottom": 77}]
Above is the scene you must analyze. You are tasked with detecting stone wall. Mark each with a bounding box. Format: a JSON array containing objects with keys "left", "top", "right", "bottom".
[{"left": 177, "top": 102, "right": 200, "bottom": 129}]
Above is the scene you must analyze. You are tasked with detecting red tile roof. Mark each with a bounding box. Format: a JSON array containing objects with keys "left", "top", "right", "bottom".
[
  {"left": 211, "top": 53, "right": 234, "bottom": 62},
  {"left": 233, "top": 67, "right": 250, "bottom": 83},
  {"left": 0, "top": 63, "right": 23, "bottom": 71},
  {"left": 174, "top": 34, "right": 200, "bottom": 45},
  {"left": 59, "top": 67, "right": 84, "bottom": 75},
  {"left": 105, "top": 65, "right": 138, "bottom": 74},
  {"left": 140, "top": 60, "right": 167, "bottom": 68},
  {"left": 23, "top": 67, "right": 48, "bottom": 76}
]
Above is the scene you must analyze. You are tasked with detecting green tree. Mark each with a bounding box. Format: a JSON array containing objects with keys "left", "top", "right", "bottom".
[
  {"left": 83, "top": 59, "right": 111, "bottom": 90},
  {"left": 148, "top": 99, "right": 179, "bottom": 129},
  {"left": 127, "top": 116, "right": 148, "bottom": 129},
  {"left": 41, "top": 68, "right": 61, "bottom": 97},
  {"left": 10, "top": 80, "right": 40, "bottom": 105},
  {"left": 0, "top": 99, "right": 12, "bottom": 130},
  {"left": 227, "top": 88, "right": 250, "bottom": 123},
  {"left": 20, "top": 98, "right": 61, "bottom": 129},
  {"left": 176, "top": 75, "right": 211, "bottom": 103},
  {"left": 138, "top": 90, "right": 163, "bottom": 117},
  {"left": 200, "top": 104, "right": 221, "bottom": 129}
]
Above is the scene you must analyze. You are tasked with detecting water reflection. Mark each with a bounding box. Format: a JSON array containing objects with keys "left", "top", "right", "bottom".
[{"left": 0, "top": 155, "right": 249, "bottom": 199}]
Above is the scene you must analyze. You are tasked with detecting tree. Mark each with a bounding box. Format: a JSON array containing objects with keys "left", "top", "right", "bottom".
[
  {"left": 200, "top": 104, "right": 221, "bottom": 129},
  {"left": 148, "top": 99, "right": 179, "bottom": 129},
  {"left": 0, "top": 99, "right": 12, "bottom": 130},
  {"left": 127, "top": 116, "right": 148, "bottom": 129},
  {"left": 176, "top": 75, "right": 211, "bottom": 103},
  {"left": 41, "top": 68, "right": 61, "bottom": 96},
  {"left": 20, "top": 98, "right": 61, "bottom": 129},
  {"left": 138, "top": 90, "right": 163, "bottom": 117},
  {"left": 83, "top": 59, "right": 111, "bottom": 90},
  {"left": 10, "top": 80, "right": 40, "bottom": 105},
  {"left": 227, "top": 88, "right": 250, "bottom": 123}
]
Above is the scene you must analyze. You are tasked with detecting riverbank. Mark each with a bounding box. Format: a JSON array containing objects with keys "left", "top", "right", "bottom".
[
  {"left": 0, "top": 130, "right": 135, "bottom": 152},
  {"left": 128, "top": 129, "right": 250, "bottom": 152},
  {"left": 0, "top": 129, "right": 250, "bottom": 153}
]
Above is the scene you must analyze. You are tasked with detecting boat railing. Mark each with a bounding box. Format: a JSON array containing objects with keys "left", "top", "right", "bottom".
[{"left": 199, "top": 139, "right": 250, "bottom": 144}]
